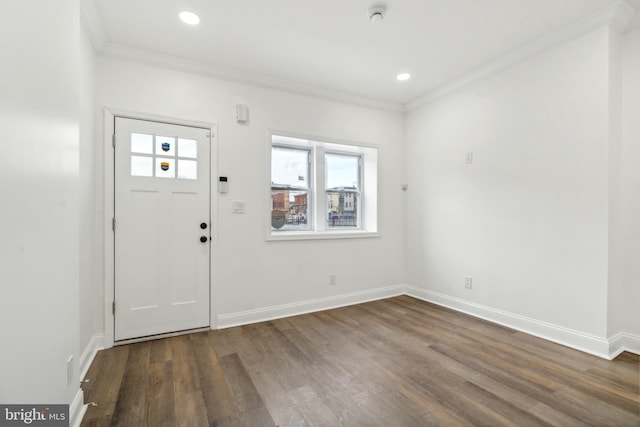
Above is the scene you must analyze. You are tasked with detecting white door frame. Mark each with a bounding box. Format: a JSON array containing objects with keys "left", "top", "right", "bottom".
[{"left": 103, "top": 108, "right": 218, "bottom": 348}]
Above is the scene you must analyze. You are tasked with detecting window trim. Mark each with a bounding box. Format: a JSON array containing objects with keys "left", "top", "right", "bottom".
[{"left": 266, "top": 130, "right": 379, "bottom": 241}]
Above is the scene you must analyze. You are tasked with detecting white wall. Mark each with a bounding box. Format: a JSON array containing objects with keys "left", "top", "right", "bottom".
[
  {"left": 0, "top": 0, "right": 81, "bottom": 405},
  {"left": 79, "top": 22, "right": 104, "bottom": 353},
  {"left": 96, "top": 58, "right": 406, "bottom": 324},
  {"left": 617, "top": 23, "right": 640, "bottom": 337},
  {"left": 405, "top": 28, "right": 612, "bottom": 339}
]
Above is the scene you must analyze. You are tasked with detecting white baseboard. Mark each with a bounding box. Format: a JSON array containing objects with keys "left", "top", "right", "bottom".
[
  {"left": 217, "top": 285, "right": 405, "bottom": 329},
  {"left": 70, "top": 388, "right": 86, "bottom": 427},
  {"left": 93, "top": 284, "right": 639, "bottom": 362},
  {"left": 609, "top": 333, "right": 626, "bottom": 359},
  {"left": 72, "top": 333, "right": 105, "bottom": 427},
  {"left": 405, "top": 285, "right": 612, "bottom": 359},
  {"left": 217, "top": 284, "right": 639, "bottom": 361},
  {"left": 80, "top": 333, "right": 105, "bottom": 381},
  {"left": 609, "top": 332, "right": 640, "bottom": 359}
]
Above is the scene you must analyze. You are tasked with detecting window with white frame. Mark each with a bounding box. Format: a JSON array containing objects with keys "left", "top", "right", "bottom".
[
  {"left": 325, "top": 153, "right": 361, "bottom": 228},
  {"left": 269, "top": 133, "right": 378, "bottom": 239},
  {"left": 270, "top": 146, "right": 312, "bottom": 231}
]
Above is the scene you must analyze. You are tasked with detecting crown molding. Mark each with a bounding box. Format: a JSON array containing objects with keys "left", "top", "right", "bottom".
[
  {"left": 405, "top": 0, "right": 637, "bottom": 112},
  {"left": 81, "top": 0, "right": 635, "bottom": 114},
  {"left": 77, "top": 0, "right": 398, "bottom": 112},
  {"left": 610, "top": 0, "right": 637, "bottom": 32},
  {"left": 100, "top": 43, "right": 403, "bottom": 113},
  {"left": 626, "top": 0, "right": 640, "bottom": 11},
  {"left": 80, "top": 0, "right": 108, "bottom": 53}
]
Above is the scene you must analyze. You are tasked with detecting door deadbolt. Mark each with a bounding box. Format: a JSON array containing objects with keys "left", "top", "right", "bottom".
[{"left": 200, "top": 222, "right": 207, "bottom": 229}]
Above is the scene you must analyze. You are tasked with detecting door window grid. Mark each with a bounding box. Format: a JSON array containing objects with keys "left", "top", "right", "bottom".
[{"left": 130, "top": 133, "right": 198, "bottom": 179}]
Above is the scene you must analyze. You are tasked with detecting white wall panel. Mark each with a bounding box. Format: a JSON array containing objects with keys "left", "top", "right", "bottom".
[
  {"left": 0, "top": 0, "right": 81, "bottom": 405},
  {"left": 79, "top": 21, "right": 104, "bottom": 358},
  {"left": 617, "top": 25, "right": 640, "bottom": 337},
  {"left": 405, "top": 28, "right": 611, "bottom": 338}
]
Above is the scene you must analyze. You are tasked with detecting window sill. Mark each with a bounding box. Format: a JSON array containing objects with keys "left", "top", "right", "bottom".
[{"left": 266, "top": 230, "right": 380, "bottom": 242}]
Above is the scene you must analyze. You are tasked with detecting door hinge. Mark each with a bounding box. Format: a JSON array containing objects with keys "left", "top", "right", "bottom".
[
  {"left": 112, "top": 301, "right": 116, "bottom": 315},
  {"left": 112, "top": 134, "right": 116, "bottom": 148},
  {"left": 112, "top": 217, "right": 116, "bottom": 231}
]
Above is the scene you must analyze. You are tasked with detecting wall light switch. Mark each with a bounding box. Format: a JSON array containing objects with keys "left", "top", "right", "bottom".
[
  {"left": 465, "top": 152, "right": 474, "bottom": 164},
  {"left": 232, "top": 200, "right": 246, "bottom": 214}
]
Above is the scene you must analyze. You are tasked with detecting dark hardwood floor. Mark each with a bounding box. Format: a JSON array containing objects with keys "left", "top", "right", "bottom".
[{"left": 81, "top": 296, "right": 640, "bottom": 426}]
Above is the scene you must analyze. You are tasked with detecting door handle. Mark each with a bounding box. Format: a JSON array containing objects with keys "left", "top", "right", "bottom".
[{"left": 200, "top": 236, "right": 208, "bottom": 243}]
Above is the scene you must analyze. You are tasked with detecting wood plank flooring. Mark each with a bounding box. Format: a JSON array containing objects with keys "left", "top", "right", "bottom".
[{"left": 81, "top": 296, "right": 640, "bottom": 426}]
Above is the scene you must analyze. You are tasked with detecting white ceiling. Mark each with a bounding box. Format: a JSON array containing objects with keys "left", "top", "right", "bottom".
[{"left": 91, "top": 0, "right": 633, "bottom": 106}]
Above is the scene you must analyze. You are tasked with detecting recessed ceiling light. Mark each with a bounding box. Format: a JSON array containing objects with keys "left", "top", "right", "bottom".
[
  {"left": 179, "top": 11, "right": 200, "bottom": 25},
  {"left": 397, "top": 73, "right": 411, "bottom": 81}
]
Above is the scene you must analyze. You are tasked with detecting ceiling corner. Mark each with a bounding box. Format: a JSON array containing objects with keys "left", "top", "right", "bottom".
[
  {"left": 624, "top": 0, "right": 640, "bottom": 11},
  {"left": 609, "top": 0, "right": 637, "bottom": 32},
  {"left": 80, "top": 0, "right": 108, "bottom": 53}
]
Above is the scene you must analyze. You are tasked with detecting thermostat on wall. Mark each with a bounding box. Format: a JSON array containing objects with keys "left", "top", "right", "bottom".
[{"left": 219, "top": 176, "right": 228, "bottom": 193}]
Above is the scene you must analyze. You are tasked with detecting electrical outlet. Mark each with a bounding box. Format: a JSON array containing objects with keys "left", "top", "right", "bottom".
[
  {"left": 464, "top": 276, "right": 472, "bottom": 289},
  {"left": 329, "top": 274, "right": 337, "bottom": 286}
]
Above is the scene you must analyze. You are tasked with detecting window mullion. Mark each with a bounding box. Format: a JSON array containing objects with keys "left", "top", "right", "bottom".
[
  {"left": 358, "top": 154, "right": 363, "bottom": 230},
  {"left": 315, "top": 146, "right": 326, "bottom": 230},
  {"left": 306, "top": 148, "right": 314, "bottom": 230}
]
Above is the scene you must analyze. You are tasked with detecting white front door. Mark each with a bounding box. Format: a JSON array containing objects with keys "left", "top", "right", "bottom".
[{"left": 114, "top": 117, "right": 211, "bottom": 341}]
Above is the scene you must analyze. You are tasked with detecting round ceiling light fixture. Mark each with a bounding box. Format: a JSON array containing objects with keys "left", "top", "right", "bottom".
[
  {"left": 396, "top": 73, "right": 411, "bottom": 81},
  {"left": 368, "top": 6, "right": 386, "bottom": 23},
  {"left": 179, "top": 11, "right": 200, "bottom": 25}
]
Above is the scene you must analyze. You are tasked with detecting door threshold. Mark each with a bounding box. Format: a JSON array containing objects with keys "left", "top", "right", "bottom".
[{"left": 114, "top": 326, "right": 211, "bottom": 346}]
